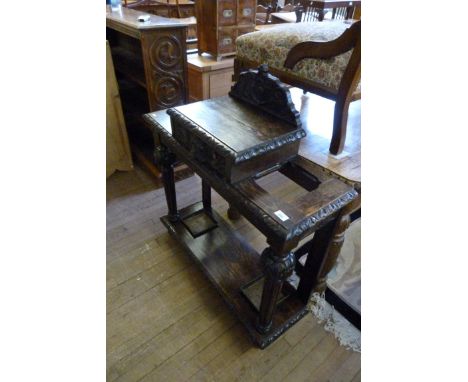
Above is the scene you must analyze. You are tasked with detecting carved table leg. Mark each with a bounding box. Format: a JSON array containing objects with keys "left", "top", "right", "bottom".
[
  {"left": 155, "top": 145, "right": 179, "bottom": 222},
  {"left": 296, "top": 219, "right": 336, "bottom": 303},
  {"left": 202, "top": 179, "right": 211, "bottom": 212},
  {"left": 257, "top": 246, "right": 295, "bottom": 334},
  {"left": 227, "top": 204, "right": 241, "bottom": 220},
  {"left": 314, "top": 213, "right": 351, "bottom": 293}
]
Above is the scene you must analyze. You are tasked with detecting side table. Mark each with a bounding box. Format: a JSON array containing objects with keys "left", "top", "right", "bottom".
[{"left": 145, "top": 106, "right": 358, "bottom": 348}]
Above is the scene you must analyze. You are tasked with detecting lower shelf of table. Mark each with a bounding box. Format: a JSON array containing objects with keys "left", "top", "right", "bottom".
[{"left": 161, "top": 201, "right": 309, "bottom": 349}]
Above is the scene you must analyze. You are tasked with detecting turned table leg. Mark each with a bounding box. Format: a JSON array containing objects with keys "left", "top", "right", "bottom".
[
  {"left": 155, "top": 145, "right": 179, "bottom": 222},
  {"left": 257, "top": 245, "right": 296, "bottom": 334},
  {"left": 314, "top": 213, "right": 351, "bottom": 293}
]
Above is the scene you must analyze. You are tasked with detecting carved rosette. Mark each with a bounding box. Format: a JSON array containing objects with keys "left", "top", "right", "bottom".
[
  {"left": 153, "top": 76, "right": 183, "bottom": 107},
  {"left": 148, "top": 34, "right": 186, "bottom": 108},
  {"left": 261, "top": 248, "right": 296, "bottom": 280},
  {"left": 150, "top": 35, "right": 182, "bottom": 70}
]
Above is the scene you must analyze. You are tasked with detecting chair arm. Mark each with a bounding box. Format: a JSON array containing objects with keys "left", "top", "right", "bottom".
[{"left": 284, "top": 20, "right": 361, "bottom": 69}]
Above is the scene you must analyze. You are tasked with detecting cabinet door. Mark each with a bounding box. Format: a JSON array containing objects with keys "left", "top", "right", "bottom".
[
  {"left": 218, "top": 28, "right": 237, "bottom": 54},
  {"left": 237, "top": 0, "right": 255, "bottom": 25},
  {"left": 218, "top": 0, "right": 237, "bottom": 26}
]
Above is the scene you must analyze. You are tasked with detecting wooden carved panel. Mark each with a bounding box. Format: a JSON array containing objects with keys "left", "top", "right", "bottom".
[{"left": 141, "top": 29, "right": 188, "bottom": 110}]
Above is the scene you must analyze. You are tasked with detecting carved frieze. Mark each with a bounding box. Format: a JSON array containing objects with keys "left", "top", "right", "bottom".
[
  {"left": 144, "top": 30, "right": 187, "bottom": 109},
  {"left": 230, "top": 64, "right": 302, "bottom": 127}
]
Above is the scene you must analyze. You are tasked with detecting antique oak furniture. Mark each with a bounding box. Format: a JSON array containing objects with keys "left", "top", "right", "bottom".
[
  {"left": 235, "top": 20, "right": 361, "bottom": 155},
  {"left": 106, "top": 5, "right": 189, "bottom": 176},
  {"left": 125, "top": 0, "right": 198, "bottom": 51},
  {"left": 144, "top": 67, "right": 358, "bottom": 347},
  {"left": 195, "top": 0, "right": 257, "bottom": 60}
]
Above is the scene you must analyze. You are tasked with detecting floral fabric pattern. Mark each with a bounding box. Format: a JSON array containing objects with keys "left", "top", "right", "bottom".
[{"left": 236, "top": 22, "right": 360, "bottom": 95}]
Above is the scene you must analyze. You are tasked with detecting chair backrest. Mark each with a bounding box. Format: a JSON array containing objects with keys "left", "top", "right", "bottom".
[
  {"left": 298, "top": 0, "right": 360, "bottom": 22},
  {"left": 256, "top": 4, "right": 273, "bottom": 24}
]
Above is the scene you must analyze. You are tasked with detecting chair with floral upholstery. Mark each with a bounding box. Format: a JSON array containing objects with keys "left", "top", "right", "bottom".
[{"left": 234, "top": 20, "right": 361, "bottom": 155}]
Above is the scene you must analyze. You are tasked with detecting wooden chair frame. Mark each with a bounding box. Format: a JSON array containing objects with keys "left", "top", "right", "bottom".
[{"left": 234, "top": 20, "right": 360, "bottom": 154}]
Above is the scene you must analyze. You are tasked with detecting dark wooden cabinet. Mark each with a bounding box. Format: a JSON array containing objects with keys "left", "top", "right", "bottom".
[
  {"left": 196, "top": 0, "right": 257, "bottom": 59},
  {"left": 106, "top": 6, "right": 189, "bottom": 176}
]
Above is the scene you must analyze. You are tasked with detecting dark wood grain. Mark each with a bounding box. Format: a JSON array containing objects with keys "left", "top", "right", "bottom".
[
  {"left": 161, "top": 202, "right": 309, "bottom": 348},
  {"left": 229, "top": 64, "right": 302, "bottom": 127},
  {"left": 166, "top": 94, "right": 306, "bottom": 183},
  {"left": 146, "top": 71, "right": 358, "bottom": 347}
]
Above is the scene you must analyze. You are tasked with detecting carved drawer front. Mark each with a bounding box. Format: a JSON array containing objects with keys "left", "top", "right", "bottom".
[
  {"left": 218, "top": 28, "right": 237, "bottom": 54},
  {"left": 237, "top": 0, "right": 255, "bottom": 25},
  {"left": 218, "top": 0, "right": 237, "bottom": 26}
]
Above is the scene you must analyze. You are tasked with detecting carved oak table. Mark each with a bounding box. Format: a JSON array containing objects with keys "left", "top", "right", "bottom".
[{"left": 143, "top": 69, "right": 358, "bottom": 348}]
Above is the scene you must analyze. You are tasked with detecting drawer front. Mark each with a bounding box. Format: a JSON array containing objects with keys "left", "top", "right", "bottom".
[
  {"left": 237, "top": 0, "right": 255, "bottom": 25},
  {"left": 218, "top": 0, "right": 237, "bottom": 26},
  {"left": 218, "top": 28, "right": 237, "bottom": 54}
]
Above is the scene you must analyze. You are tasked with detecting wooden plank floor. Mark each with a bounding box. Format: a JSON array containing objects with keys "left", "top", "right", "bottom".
[{"left": 107, "top": 163, "right": 361, "bottom": 382}]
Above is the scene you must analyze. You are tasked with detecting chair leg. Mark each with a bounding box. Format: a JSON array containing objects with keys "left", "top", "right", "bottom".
[{"left": 329, "top": 98, "right": 351, "bottom": 155}]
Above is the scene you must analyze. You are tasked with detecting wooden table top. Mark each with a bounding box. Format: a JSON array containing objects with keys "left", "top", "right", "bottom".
[
  {"left": 172, "top": 96, "right": 303, "bottom": 156},
  {"left": 147, "top": 88, "right": 360, "bottom": 185},
  {"left": 106, "top": 5, "right": 192, "bottom": 30}
]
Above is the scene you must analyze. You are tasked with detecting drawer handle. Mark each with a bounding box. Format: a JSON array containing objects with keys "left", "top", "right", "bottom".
[
  {"left": 242, "top": 8, "right": 252, "bottom": 16},
  {"left": 223, "top": 9, "right": 233, "bottom": 18},
  {"left": 221, "top": 37, "right": 232, "bottom": 46}
]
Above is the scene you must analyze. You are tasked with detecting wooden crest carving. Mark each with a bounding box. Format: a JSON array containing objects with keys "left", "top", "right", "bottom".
[{"left": 229, "top": 64, "right": 302, "bottom": 127}]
